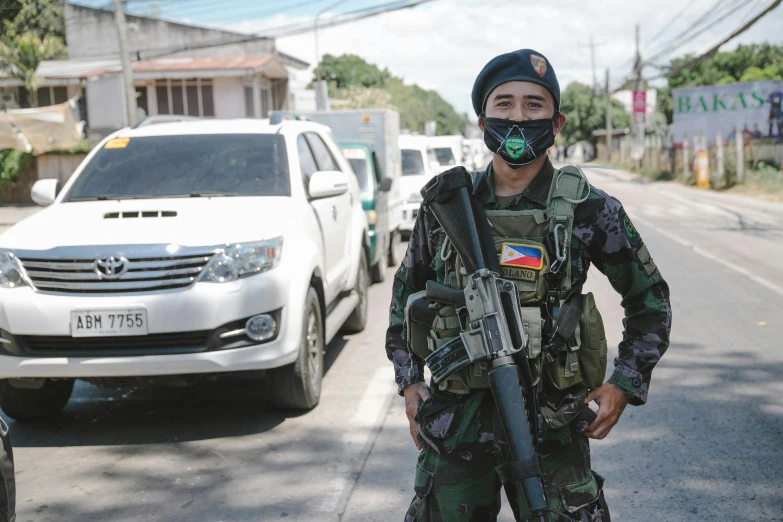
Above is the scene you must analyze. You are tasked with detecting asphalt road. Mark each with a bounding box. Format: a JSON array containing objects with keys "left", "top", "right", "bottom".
[{"left": 3, "top": 167, "right": 783, "bottom": 521}]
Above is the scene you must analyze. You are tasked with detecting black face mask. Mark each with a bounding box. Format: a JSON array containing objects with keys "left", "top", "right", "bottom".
[{"left": 482, "top": 115, "right": 557, "bottom": 168}]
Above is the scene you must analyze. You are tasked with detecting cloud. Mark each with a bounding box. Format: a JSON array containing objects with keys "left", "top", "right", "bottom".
[{"left": 222, "top": 0, "right": 783, "bottom": 115}]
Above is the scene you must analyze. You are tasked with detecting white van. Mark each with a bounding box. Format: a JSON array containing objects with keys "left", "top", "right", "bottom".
[
  {"left": 426, "top": 135, "right": 464, "bottom": 174},
  {"left": 398, "top": 135, "right": 437, "bottom": 234}
]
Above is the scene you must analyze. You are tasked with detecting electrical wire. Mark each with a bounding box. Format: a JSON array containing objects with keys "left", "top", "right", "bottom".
[
  {"left": 643, "top": 0, "right": 699, "bottom": 50},
  {"left": 645, "top": 0, "right": 744, "bottom": 63},
  {"left": 60, "top": 0, "right": 438, "bottom": 60}
]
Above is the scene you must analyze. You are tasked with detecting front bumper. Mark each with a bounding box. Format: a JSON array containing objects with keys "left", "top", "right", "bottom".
[{"left": 0, "top": 269, "right": 304, "bottom": 379}]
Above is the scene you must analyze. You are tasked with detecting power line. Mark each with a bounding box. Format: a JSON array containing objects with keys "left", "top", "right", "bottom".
[
  {"left": 63, "top": 0, "right": 438, "bottom": 61},
  {"left": 643, "top": 0, "right": 699, "bottom": 50},
  {"left": 138, "top": 0, "right": 332, "bottom": 20},
  {"left": 139, "top": 0, "right": 439, "bottom": 59},
  {"left": 665, "top": 0, "right": 783, "bottom": 77},
  {"left": 646, "top": 0, "right": 745, "bottom": 64},
  {"left": 176, "top": 0, "right": 335, "bottom": 22}
]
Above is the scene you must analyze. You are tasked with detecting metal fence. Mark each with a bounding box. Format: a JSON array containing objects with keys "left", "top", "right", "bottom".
[{"left": 597, "top": 135, "right": 783, "bottom": 188}]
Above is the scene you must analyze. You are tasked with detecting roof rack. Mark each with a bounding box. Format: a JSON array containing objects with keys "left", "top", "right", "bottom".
[{"left": 132, "top": 115, "right": 201, "bottom": 129}]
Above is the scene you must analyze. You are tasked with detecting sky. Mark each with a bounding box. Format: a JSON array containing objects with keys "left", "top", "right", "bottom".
[{"left": 79, "top": 0, "right": 783, "bottom": 116}]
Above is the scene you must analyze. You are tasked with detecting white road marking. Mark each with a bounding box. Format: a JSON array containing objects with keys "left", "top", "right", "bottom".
[
  {"left": 318, "top": 367, "right": 396, "bottom": 517},
  {"left": 634, "top": 216, "right": 783, "bottom": 298}
]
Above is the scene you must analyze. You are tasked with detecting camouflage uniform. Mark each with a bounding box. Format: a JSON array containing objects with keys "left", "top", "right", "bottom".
[{"left": 386, "top": 159, "right": 672, "bottom": 521}]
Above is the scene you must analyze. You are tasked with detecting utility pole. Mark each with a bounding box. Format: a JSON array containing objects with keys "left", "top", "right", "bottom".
[
  {"left": 605, "top": 68, "right": 612, "bottom": 162},
  {"left": 314, "top": 0, "right": 347, "bottom": 111},
  {"left": 113, "top": 0, "right": 137, "bottom": 126},
  {"left": 633, "top": 23, "right": 643, "bottom": 171},
  {"left": 590, "top": 35, "right": 597, "bottom": 95}
]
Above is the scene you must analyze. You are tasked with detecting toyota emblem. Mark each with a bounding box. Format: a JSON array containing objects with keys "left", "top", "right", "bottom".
[{"left": 94, "top": 256, "right": 128, "bottom": 279}]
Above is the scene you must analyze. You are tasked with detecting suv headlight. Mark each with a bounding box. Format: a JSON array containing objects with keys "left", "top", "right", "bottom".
[
  {"left": 0, "top": 250, "right": 26, "bottom": 288},
  {"left": 200, "top": 237, "right": 283, "bottom": 284}
]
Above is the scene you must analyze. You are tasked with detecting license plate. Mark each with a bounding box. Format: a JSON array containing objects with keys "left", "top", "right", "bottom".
[{"left": 71, "top": 309, "right": 148, "bottom": 337}]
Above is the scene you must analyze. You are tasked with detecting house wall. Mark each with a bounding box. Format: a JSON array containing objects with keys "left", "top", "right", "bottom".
[
  {"left": 65, "top": 4, "right": 275, "bottom": 61},
  {"left": 213, "top": 77, "right": 246, "bottom": 119}
]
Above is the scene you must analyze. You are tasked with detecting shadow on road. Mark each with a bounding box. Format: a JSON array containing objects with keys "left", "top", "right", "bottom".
[
  {"left": 595, "top": 344, "right": 783, "bottom": 521},
  {"left": 7, "top": 334, "right": 352, "bottom": 448}
]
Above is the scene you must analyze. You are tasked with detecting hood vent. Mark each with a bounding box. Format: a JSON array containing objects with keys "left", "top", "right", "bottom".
[{"left": 104, "top": 211, "right": 177, "bottom": 219}]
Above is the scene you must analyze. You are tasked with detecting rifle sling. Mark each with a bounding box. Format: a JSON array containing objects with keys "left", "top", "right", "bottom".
[{"left": 545, "top": 285, "right": 583, "bottom": 357}]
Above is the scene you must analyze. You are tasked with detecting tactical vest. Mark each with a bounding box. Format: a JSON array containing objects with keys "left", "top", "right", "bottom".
[{"left": 405, "top": 166, "right": 608, "bottom": 395}]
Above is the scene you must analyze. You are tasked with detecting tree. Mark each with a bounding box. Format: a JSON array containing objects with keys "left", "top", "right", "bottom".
[
  {"left": 0, "top": 0, "right": 67, "bottom": 107},
  {"left": 559, "top": 82, "right": 630, "bottom": 147},
  {"left": 1, "top": 0, "right": 65, "bottom": 41},
  {"left": 0, "top": 33, "right": 66, "bottom": 106},
  {"left": 316, "top": 54, "right": 467, "bottom": 135},
  {"left": 316, "top": 53, "right": 392, "bottom": 90}
]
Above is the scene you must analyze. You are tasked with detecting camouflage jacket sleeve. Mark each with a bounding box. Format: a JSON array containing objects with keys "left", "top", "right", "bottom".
[
  {"left": 573, "top": 189, "right": 672, "bottom": 406},
  {"left": 385, "top": 209, "right": 441, "bottom": 395}
]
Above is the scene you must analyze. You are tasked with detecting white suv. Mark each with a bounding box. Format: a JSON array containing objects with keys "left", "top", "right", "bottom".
[{"left": 0, "top": 118, "right": 370, "bottom": 418}]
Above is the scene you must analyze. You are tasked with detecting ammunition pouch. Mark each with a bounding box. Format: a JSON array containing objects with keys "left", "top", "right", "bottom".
[
  {"left": 405, "top": 290, "right": 432, "bottom": 361},
  {"left": 544, "top": 292, "right": 607, "bottom": 391}
]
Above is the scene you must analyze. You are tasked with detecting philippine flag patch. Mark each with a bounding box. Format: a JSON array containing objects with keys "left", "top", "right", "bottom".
[{"left": 500, "top": 243, "right": 544, "bottom": 270}]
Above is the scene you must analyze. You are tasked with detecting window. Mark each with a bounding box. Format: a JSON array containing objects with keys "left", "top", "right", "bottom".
[
  {"left": 36, "top": 86, "right": 68, "bottom": 107},
  {"left": 432, "top": 147, "right": 456, "bottom": 166},
  {"left": 347, "top": 158, "right": 369, "bottom": 192},
  {"left": 261, "top": 87, "right": 270, "bottom": 118},
  {"left": 154, "top": 79, "right": 214, "bottom": 117},
  {"left": 65, "top": 134, "right": 290, "bottom": 200},
  {"left": 402, "top": 149, "right": 425, "bottom": 176},
  {"left": 135, "top": 87, "right": 148, "bottom": 115},
  {"left": 156, "top": 84, "right": 169, "bottom": 114},
  {"left": 244, "top": 86, "right": 254, "bottom": 117},
  {"left": 297, "top": 135, "right": 318, "bottom": 181},
  {"left": 243, "top": 85, "right": 271, "bottom": 118},
  {"left": 305, "top": 133, "right": 339, "bottom": 172}
]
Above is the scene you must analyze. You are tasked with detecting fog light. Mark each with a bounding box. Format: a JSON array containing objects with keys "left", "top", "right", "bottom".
[{"left": 246, "top": 314, "right": 276, "bottom": 342}]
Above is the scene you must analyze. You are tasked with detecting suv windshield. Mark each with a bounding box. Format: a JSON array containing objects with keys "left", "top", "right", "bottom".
[
  {"left": 65, "top": 134, "right": 290, "bottom": 201},
  {"left": 402, "top": 149, "right": 425, "bottom": 176}
]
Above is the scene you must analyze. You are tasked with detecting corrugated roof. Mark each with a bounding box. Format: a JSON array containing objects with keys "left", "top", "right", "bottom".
[
  {"left": 36, "top": 55, "right": 289, "bottom": 79},
  {"left": 36, "top": 59, "right": 122, "bottom": 79},
  {"left": 132, "top": 55, "right": 276, "bottom": 72}
]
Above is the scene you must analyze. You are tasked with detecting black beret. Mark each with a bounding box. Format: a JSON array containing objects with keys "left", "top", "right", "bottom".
[{"left": 471, "top": 49, "right": 560, "bottom": 116}]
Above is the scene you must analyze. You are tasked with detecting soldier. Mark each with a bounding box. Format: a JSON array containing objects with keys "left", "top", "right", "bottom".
[{"left": 385, "top": 49, "right": 672, "bottom": 521}]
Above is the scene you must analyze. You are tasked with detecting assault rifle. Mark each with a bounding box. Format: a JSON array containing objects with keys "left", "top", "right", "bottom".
[{"left": 412, "top": 167, "right": 560, "bottom": 522}]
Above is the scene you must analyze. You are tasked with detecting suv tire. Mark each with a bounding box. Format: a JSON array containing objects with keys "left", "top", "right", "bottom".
[
  {"left": 370, "top": 235, "right": 388, "bottom": 284},
  {"left": 342, "top": 253, "right": 369, "bottom": 333},
  {"left": 387, "top": 229, "right": 401, "bottom": 267},
  {"left": 267, "top": 287, "right": 324, "bottom": 411},
  {"left": 0, "top": 378, "right": 74, "bottom": 421}
]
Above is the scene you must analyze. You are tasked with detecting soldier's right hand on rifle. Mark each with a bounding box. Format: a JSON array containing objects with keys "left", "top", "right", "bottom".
[{"left": 404, "top": 382, "right": 430, "bottom": 450}]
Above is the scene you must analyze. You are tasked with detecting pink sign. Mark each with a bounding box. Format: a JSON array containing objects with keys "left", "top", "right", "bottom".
[{"left": 633, "top": 90, "right": 646, "bottom": 125}]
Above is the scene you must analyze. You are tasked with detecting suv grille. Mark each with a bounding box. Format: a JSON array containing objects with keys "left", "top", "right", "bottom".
[
  {"left": 18, "top": 251, "right": 214, "bottom": 294},
  {"left": 16, "top": 331, "right": 210, "bottom": 357}
]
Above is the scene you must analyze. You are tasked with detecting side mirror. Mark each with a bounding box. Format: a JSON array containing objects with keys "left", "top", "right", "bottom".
[
  {"left": 379, "top": 177, "right": 393, "bottom": 192},
  {"left": 308, "top": 170, "right": 349, "bottom": 199},
  {"left": 31, "top": 179, "right": 61, "bottom": 207}
]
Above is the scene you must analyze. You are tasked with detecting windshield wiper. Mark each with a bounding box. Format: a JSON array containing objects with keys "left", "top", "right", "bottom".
[
  {"left": 69, "top": 195, "right": 145, "bottom": 201},
  {"left": 188, "top": 192, "right": 243, "bottom": 197}
]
